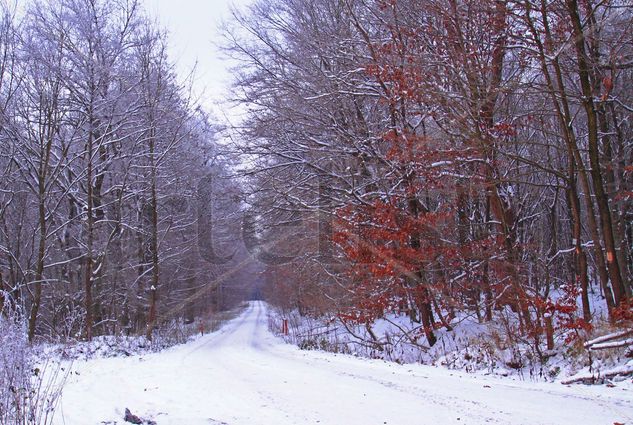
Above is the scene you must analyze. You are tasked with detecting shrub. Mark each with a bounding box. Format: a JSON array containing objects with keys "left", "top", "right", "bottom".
[{"left": 0, "top": 302, "right": 66, "bottom": 424}]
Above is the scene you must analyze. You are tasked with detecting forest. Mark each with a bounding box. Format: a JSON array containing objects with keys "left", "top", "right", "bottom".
[
  {"left": 1, "top": 0, "right": 632, "bottom": 363},
  {"left": 0, "top": 0, "right": 252, "bottom": 345},
  {"left": 224, "top": 0, "right": 633, "bottom": 356}
]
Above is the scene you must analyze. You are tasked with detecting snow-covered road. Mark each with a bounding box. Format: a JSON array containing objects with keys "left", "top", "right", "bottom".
[{"left": 56, "top": 302, "right": 632, "bottom": 425}]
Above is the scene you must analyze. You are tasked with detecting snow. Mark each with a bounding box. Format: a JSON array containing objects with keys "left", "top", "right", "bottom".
[
  {"left": 269, "top": 290, "right": 629, "bottom": 383},
  {"left": 54, "top": 302, "right": 633, "bottom": 425},
  {"left": 591, "top": 338, "right": 633, "bottom": 350},
  {"left": 586, "top": 329, "right": 633, "bottom": 348},
  {"left": 561, "top": 363, "right": 633, "bottom": 385}
]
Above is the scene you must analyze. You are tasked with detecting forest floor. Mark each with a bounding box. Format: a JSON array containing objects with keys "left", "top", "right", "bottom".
[{"left": 53, "top": 302, "right": 632, "bottom": 425}]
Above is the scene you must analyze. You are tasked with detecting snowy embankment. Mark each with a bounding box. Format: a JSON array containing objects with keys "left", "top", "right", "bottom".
[
  {"left": 271, "top": 304, "right": 633, "bottom": 385},
  {"left": 48, "top": 307, "right": 245, "bottom": 362},
  {"left": 55, "top": 302, "right": 632, "bottom": 425}
]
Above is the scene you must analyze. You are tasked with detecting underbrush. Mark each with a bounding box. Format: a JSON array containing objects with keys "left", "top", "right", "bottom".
[
  {"left": 1, "top": 304, "right": 68, "bottom": 425},
  {"left": 52, "top": 304, "right": 248, "bottom": 361},
  {"left": 1, "top": 299, "right": 247, "bottom": 423},
  {"left": 268, "top": 306, "right": 633, "bottom": 385}
]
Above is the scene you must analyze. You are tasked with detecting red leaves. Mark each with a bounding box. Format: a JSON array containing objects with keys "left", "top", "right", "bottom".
[
  {"left": 377, "top": 0, "right": 398, "bottom": 11},
  {"left": 535, "top": 284, "right": 592, "bottom": 344},
  {"left": 612, "top": 299, "right": 633, "bottom": 324},
  {"left": 491, "top": 122, "right": 517, "bottom": 138},
  {"left": 333, "top": 187, "right": 509, "bottom": 326},
  {"left": 601, "top": 76, "right": 613, "bottom": 101},
  {"left": 614, "top": 191, "right": 633, "bottom": 202}
]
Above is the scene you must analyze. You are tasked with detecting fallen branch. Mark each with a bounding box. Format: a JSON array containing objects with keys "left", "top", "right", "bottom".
[
  {"left": 589, "top": 338, "right": 633, "bottom": 351},
  {"left": 584, "top": 329, "right": 633, "bottom": 349},
  {"left": 561, "top": 365, "right": 633, "bottom": 385}
]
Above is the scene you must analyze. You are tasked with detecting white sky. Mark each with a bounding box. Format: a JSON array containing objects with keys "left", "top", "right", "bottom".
[{"left": 141, "top": 0, "right": 252, "bottom": 121}]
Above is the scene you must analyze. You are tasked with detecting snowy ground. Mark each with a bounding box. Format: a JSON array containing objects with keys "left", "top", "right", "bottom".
[{"left": 54, "top": 302, "right": 632, "bottom": 425}]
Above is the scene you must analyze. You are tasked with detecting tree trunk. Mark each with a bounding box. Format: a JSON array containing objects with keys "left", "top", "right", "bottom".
[
  {"left": 568, "top": 185, "right": 591, "bottom": 322},
  {"left": 418, "top": 290, "right": 437, "bottom": 346},
  {"left": 566, "top": 0, "right": 627, "bottom": 306},
  {"left": 28, "top": 193, "right": 46, "bottom": 342},
  {"left": 145, "top": 127, "right": 160, "bottom": 340},
  {"left": 523, "top": 0, "right": 615, "bottom": 313}
]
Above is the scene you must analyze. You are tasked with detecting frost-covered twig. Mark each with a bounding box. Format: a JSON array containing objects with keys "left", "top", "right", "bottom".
[{"left": 1, "top": 303, "right": 68, "bottom": 424}]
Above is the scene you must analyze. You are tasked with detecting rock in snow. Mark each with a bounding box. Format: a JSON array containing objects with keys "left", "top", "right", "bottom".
[{"left": 124, "top": 408, "right": 143, "bottom": 424}]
